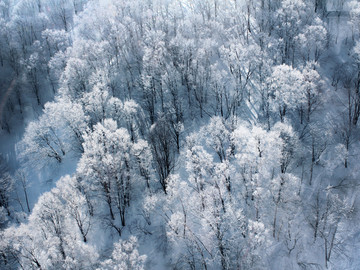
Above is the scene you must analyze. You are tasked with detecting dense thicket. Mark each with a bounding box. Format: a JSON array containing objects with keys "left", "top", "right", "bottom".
[{"left": 1, "top": 0, "right": 360, "bottom": 269}]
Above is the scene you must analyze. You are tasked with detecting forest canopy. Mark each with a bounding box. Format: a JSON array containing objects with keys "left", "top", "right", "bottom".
[{"left": 1, "top": 0, "right": 360, "bottom": 269}]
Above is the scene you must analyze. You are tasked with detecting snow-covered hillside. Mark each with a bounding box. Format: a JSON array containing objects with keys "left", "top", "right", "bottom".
[{"left": 1, "top": 0, "right": 360, "bottom": 269}]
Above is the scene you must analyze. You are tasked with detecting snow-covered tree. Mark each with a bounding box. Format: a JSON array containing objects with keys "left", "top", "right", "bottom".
[
  {"left": 99, "top": 236, "right": 146, "bottom": 270},
  {"left": 53, "top": 175, "right": 92, "bottom": 243},
  {"left": 18, "top": 97, "right": 87, "bottom": 168},
  {"left": 77, "top": 119, "right": 132, "bottom": 230},
  {"left": 268, "top": 64, "right": 306, "bottom": 122},
  {"left": 295, "top": 17, "right": 327, "bottom": 62},
  {"left": 77, "top": 119, "right": 151, "bottom": 234},
  {"left": 4, "top": 189, "right": 99, "bottom": 269}
]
